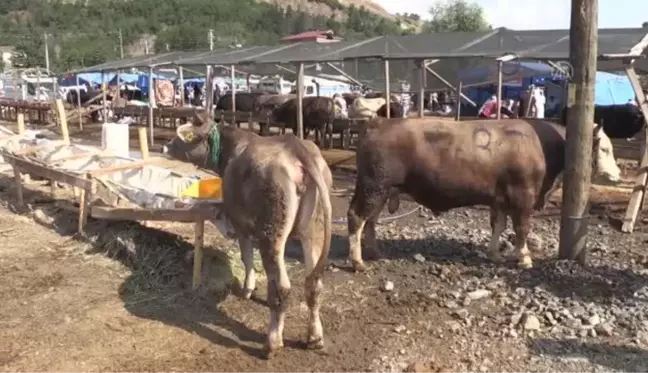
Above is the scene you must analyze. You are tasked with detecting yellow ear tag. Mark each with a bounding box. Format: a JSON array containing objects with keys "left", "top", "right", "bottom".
[{"left": 184, "top": 131, "right": 194, "bottom": 142}]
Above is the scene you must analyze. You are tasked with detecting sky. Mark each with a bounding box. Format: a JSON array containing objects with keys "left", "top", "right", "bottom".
[{"left": 373, "top": 0, "right": 648, "bottom": 30}]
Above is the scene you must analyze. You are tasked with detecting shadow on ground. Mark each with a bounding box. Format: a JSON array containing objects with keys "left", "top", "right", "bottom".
[
  {"left": 0, "top": 174, "right": 275, "bottom": 359},
  {"left": 528, "top": 338, "right": 648, "bottom": 371}
]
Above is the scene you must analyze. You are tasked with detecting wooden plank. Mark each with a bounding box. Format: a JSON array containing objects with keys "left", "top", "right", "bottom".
[
  {"left": 50, "top": 150, "right": 106, "bottom": 165},
  {"left": 193, "top": 219, "right": 205, "bottom": 290},
  {"left": 90, "top": 206, "right": 213, "bottom": 222},
  {"left": 13, "top": 141, "right": 65, "bottom": 156},
  {"left": 3, "top": 154, "right": 92, "bottom": 189},
  {"left": 88, "top": 158, "right": 166, "bottom": 176},
  {"left": 621, "top": 65, "right": 648, "bottom": 233}
]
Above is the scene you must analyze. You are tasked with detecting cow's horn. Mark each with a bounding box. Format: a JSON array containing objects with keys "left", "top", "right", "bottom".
[
  {"left": 176, "top": 123, "right": 193, "bottom": 142},
  {"left": 192, "top": 109, "right": 213, "bottom": 134}
]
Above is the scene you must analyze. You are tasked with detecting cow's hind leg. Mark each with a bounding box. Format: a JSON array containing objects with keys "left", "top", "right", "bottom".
[
  {"left": 260, "top": 180, "right": 299, "bottom": 358},
  {"left": 238, "top": 236, "right": 256, "bottom": 299},
  {"left": 297, "top": 186, "right": 326, "bottom": 349},
  {"left": 511, "top": 210, "right": 533, "bottom": 269},
  {"left": 488, "top": 207, "right": 507, "bottom": 264},
  {"left": 348, "top": 183, "right": 389, "bottom": 272}
]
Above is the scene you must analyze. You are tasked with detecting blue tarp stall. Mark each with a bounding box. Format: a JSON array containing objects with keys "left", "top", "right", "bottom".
[
  {"left": 594, "top": 71, "right": 635, "bottom": 106},
  {"left": 135, "top": 72, "right": 172, "bottom": 93},
  {"left": 459, "top": 62, "right": 555, "bottom": 104},
  {"left": 59, "top": 72, "right": 109, "bottom": 87}
]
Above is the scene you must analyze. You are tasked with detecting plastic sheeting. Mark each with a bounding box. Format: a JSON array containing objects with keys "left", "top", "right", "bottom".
[{"left": 594, "top": 71, "right": 636, "bottom": 106}]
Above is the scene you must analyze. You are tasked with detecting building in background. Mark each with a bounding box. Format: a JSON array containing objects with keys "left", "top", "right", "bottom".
[
  {"left": 0, "top": 46, "right": 14, "bottom": 70},
  {"left": 280, "top": 30, "right": 342, "bottom": 44}
]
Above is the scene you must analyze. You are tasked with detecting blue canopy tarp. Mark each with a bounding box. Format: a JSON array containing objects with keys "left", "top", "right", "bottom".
[
  {"left": 594, "top": 71, "right": 635, "bottom": 106},
  {"left": 59, "top": 72, "right": 111, "bottom": 86}
]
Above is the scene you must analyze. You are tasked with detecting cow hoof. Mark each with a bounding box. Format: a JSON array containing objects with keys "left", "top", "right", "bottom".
[
  {"left": 242, "top": 288, "right": 255, "bottom": 300},
  {"left": 262, "top": 341, "right": 283, "bottom": 360},
  {"left": 364, "top": 249, "right": 383, "bottom": 261},
  {"left": 518, "top": 256, "right": 533, "bottom": 269},
  {"left": 306, "top": 337, "right": 325, "bottom": 350},
  {"left": 351, "top": 260, "right": 367, "bottom": 272}
]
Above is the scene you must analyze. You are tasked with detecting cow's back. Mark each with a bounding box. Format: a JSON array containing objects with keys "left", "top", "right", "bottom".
[{"left": 360, "top": 118, "right": 553, "bottom": 210}]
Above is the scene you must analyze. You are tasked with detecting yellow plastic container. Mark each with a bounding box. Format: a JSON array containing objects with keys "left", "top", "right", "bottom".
[{"left": 181, "top": 177, "right": 223, "bottom": 199}]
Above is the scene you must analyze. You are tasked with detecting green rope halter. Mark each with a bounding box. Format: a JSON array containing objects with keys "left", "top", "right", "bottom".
[{"left": 208, "top": 123, "right": 221, "bottom": 167}]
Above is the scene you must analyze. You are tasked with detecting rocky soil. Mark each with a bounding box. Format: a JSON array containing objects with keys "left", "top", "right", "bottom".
[{"left": 1, "top": 165, "right": 648, "bottom": 371}]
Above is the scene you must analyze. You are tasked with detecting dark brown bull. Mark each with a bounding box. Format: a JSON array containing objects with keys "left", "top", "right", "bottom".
[
  {"left": 347, "top": 117, "right": 621, "bottom": 272},
  {"left": 271, "top": 96, "right": 336, "bottom": 147},
  {"left": 376, "top": 101, "right": 405, "bottom": 118},
  {"left": 255, "top": 94, "right": 295, "bottom": 117},
  {"left": 162, "top": 112, "right": 333, "bottom": 357},
  {"left": 215, "top": 92, "right": 264, "bottom": 112}
]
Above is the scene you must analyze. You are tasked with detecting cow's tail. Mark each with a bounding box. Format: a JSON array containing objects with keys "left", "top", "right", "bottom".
[{"left": 291, "top": 138, "right": 332, "bottom": 282}]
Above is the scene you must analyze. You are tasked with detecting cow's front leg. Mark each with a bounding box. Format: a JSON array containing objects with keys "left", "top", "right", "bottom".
[
  {"left": 362, "top": 218, "right": 382, "bottom": 260},
  {"left": 238, "top": 236, "right": 256, "bottom": 299},
  {"left": 512, "top": 211, "right": 533, "bottom": 269},
  {"left": 488, "top": 207, "right": 506, "bottom": 263},
  {"left": 348, "top": 185, "right": 388, "bottom": 272}
]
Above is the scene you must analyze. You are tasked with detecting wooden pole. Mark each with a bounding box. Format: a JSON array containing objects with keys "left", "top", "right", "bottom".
[
  {"left": 55, "top": 99, "right": 70, "bottom": 145},
  {"left": 418, "top": 60, "right": 425, "bottom": 117},
  {"left": 384, "top": 60, "right": 390, "bottom": 118},
  {"left": 296, "top": 62, "right": 304, "bottom": 139},
  {"left": 496, "top": 61, "right": 503, "bottom": 119},
  {"left": 621, "top": 64, "right": 648, "bottom": 232},
  {"left": 17, "top": 113, "right": 25, "bottom": 135},
  {"left": 138, "top": 127, "right": 149, "bottom": 160},
  {"left": 559, "top": 0, "right": 598, "bottom": 263}
]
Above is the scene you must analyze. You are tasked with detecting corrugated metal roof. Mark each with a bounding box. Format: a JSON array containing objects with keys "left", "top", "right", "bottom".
[{"left": 68, "top": 27, "right": 648, "bottom": 73}]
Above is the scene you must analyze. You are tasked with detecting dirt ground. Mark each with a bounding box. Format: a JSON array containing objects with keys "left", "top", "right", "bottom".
[{"left": 1, "top": 120, "right": 648, "bottom": 372}]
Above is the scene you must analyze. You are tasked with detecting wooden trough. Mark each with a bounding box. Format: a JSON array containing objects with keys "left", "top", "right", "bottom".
[{"left": 0, "top": 100, "right": 224, "bottom": 290}]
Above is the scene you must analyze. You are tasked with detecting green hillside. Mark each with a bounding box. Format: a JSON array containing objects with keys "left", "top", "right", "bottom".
[{"left": 0, "top": 0, "right": 411, "bottom": 72}]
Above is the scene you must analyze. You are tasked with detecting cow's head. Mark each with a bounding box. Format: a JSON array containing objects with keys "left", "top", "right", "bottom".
[
  {"left": 162, "top": 110, "right": 222, "bottom": 171},
  {"left": 592, "top": 122, "right": 621, "bottom": 184}
]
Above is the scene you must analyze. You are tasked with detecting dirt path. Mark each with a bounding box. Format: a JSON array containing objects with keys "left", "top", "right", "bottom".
[{"left": 1, "top": 119, "right": 648, "bottom": 371}]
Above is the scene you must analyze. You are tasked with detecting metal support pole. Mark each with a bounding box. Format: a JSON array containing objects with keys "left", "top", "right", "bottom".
[
  {"left": 148, "top": 67, "right": 154, "bottom": 144},
  {"left": 418, "top": 60, "right": 425, "bottom": 117},
  {"left": 101, "top": 70, "right": 107, "bottom": 124},
  {"left": 75, "top": 74, "right": 82, "bottom": 130},
  {"left": 496, "top": 61, "right": 503, "bottom": 119},
  {"left": 230, "top": 64, "right": 236, "bottom": 122},
  {"left": 559, "top": 0, "right": 599, "bottom": 264},
  {"left": 384, "top": 60, "right": 390, "bottom": 118},
  {"left": 296, "top": 62, "right": 304, "bottom": 139},
  {"left": 178, "top": 66, "right": 185, "bottom": 106}
]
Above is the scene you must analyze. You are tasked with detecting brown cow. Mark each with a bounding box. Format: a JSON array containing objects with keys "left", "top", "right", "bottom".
[
  {"left": 162, "top": 112, "right": 333, "bottom": 357},
  {"left": 271, "top": 96, "right": 336, "bottom": 147},
  {"left": 347, "top": 117, "right": 621, "bottom": 272}
]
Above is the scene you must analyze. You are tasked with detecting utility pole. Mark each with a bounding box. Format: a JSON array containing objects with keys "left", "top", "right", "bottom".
[
  {"left": 118, "top": 29, "right": 124, "bottom": 59},
  {"left": 559, "top": 0, "right": 599, "bottom": 264},
  {"left": 143, "top": 39, "right": 150, "bottom": 55},
  {"left": 209, "top": 29, "right": 214, "bottom": 51},
  {"left": 44, "top": 33, "right": 50, "bottom": 72}
]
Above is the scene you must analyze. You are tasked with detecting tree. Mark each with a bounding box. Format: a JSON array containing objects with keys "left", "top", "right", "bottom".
[
  {"left": 422, "top": 0, "right": 491, "bottom": 33},
  {"left": 643, "top": 21, "right": 648, "bottom": 28}
]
